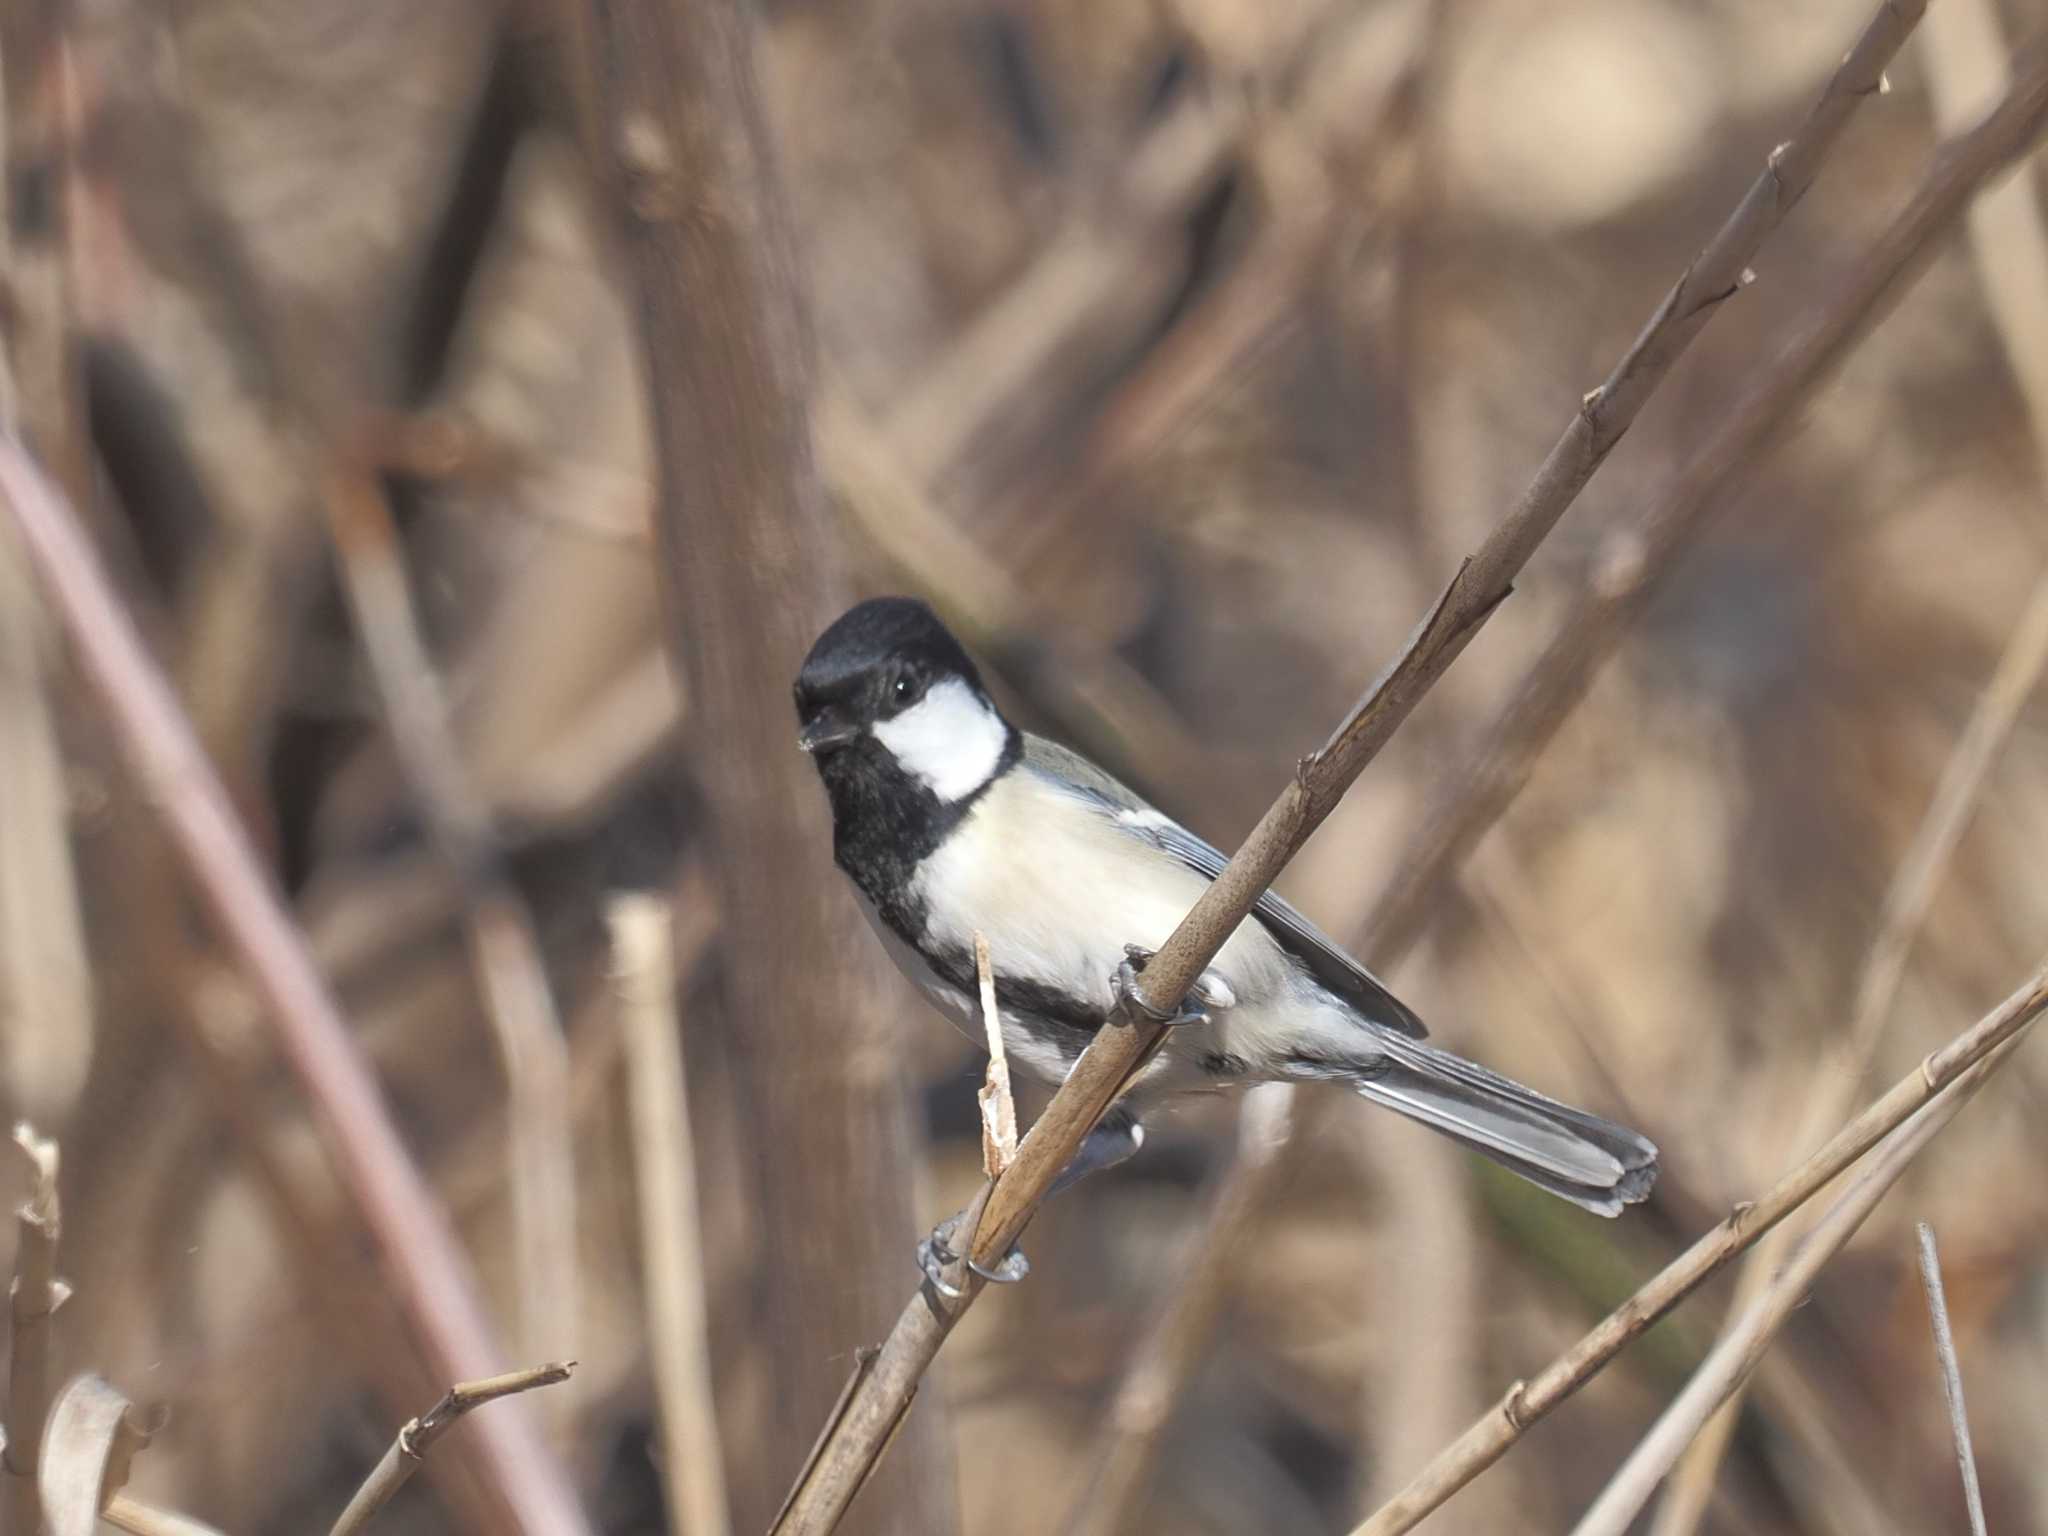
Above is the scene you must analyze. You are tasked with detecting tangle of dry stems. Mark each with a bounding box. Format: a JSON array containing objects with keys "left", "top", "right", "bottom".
[
  {"left": 0, "top": 439, "right": 593, "bottom": 1536},
  {"left": 1564, "top": 1036, "right": 2027, "bottom": 1536},
  {"left": 1069, "top": 0, "right": 1932, "bottom": 1523},
  {"left": 1653, "top": 2, "right": 2048, "bottom": 1522},
  {"left": 768, "top": 5, "right": 1927, "bottom": 1530},
  {"left": 1349, "top": 29, "right": 2048, "bottom": 1533}
]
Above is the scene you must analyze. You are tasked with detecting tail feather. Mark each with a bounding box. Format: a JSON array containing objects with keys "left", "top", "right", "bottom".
[{"left": 1344, "top": 1035, "right": 1658, "bottom": 1217}]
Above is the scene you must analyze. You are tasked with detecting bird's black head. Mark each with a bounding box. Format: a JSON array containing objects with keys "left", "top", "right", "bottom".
[
  {"left": 793, "top": 597, "right": 987, "bottom": 749},
  {"left": 794, "top": 598, "right": 1019, "bottom": 887}
]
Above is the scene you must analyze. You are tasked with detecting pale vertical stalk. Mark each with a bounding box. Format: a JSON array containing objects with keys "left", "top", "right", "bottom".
[
  {"left": 611, "top": 896, "right": 731, "bottom": 1536},
  {"left": 974, "top": 932, "right": 1018, "bottom": 1177},
  {"left": 5, "top": 1123, "right": 61, "bottom": 1536},
  {"left": 1916, "top": 1224, "right": 1989, "bottom": 1536}
]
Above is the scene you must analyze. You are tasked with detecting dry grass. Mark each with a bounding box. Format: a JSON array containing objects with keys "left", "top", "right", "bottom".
[{"left": 3, "top": 0, "right": 2048, "bottom": 1532}]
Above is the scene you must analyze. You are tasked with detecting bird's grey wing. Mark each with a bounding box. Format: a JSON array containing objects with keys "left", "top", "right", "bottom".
[{"left": 1021, "top": 735, "right": 1428, "bottom": 1039}]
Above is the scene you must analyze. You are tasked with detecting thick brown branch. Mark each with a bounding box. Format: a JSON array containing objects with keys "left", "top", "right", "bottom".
[{"left": 580, "top": 0, "right": 951, "bottom": 1527}]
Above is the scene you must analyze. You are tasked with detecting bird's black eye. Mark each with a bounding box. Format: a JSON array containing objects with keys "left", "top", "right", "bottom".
[{"left": 893, "top": 675, "right": 915, "bottom": 702}]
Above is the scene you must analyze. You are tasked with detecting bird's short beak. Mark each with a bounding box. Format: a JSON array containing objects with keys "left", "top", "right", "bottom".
[{"left": 798, "top": 712, "right": 860, "bottom": 755}]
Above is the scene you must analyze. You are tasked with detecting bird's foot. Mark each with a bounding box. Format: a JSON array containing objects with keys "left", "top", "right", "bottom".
[
  {"left": 1113, "top": 944, "right": 1211, "bottom": 1029},
  {"left": 918, "top": 1209, "right": 1030, "bottom": 1298}
]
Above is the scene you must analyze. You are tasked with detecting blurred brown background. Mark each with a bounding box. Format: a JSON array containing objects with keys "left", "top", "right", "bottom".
[{"left": 3, "top": 0, "right": 2047, "bottom": 1532}]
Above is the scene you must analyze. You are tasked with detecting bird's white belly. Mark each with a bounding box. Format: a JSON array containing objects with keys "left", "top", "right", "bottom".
[
  {"left": 848, "top": 886, "right": 1082, "bottom": 1084},
  {"left": 896, "top": 771, "right": 1302, "bottom": 1092}
]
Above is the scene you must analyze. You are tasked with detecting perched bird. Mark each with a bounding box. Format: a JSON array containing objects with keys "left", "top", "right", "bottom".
[{"left": 795, "top": 597, "right": 1656, "bottom": 1283}]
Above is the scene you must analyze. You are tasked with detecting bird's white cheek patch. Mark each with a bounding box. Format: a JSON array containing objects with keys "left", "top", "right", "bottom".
[{"left": 872, "top": 678, "right": 1008, "bottom": 802}]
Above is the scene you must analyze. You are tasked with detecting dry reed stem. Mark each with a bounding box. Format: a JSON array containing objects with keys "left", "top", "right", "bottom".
[
  {"left": 1916, "top": 1223, "right": 1990, "bottom": 1536},
  {"left": 1465, "top": 855, "right": 1894, "bottom": 1536},
  {"left": 0, "top": 532, "right": 93, "bottom": 1121},
  {"left": 1565, "top": 1046, "right": 2023, "bottom": 1536},
  {"left": 610, "top": 895, "right": 732, "bottom": 1536},
  {"left": 323, "top": 463, "right": 580, "bottom": 1391},
  {"left": 1654, "top": 564, "right": 2048, "bottom": 1531},
  {"left": 1654, "top": 7, "right": 2048, "bottom": 1523},
  {"left": 769, "top": 6, "right": 1914, "bottom": 1526},
  {"left": 1067, "top": 0, "right": 1928, "bottom": 1516},
  {"left": 101, "top": 1492, "right": 230, "bottom": 1536},
  {"left": 975, "top": 933, "right": 1019, "bottom": 1178},
  {"left": 0, "top": 0, "right": 96, "bottom": 1130},
  {"left": 328, "top": 1362, "right": 576, "bottom": 1536},
  {"left": 5, "top": 1123, "right": 62, "bottom": 1536},
  {"left": 0, "top": 439, "right": 594, "bottom": 1536},
  {"left": 1350, "top": 960, "right": 2048, "bottom": 1536},
  {"left": 1923, "top": 0, "right": 2048, "bottom": 441}
]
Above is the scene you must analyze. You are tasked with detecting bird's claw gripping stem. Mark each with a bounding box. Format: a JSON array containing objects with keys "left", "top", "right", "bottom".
[
  {"left": 918, "top": 1209, "right": 1029, "bottom": 1297},
  {"left": 1113, "top": 944, "right": 1210, "bottom": 1029}
]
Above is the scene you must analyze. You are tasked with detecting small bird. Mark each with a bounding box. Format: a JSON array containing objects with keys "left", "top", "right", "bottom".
[{"left": 795, "top": 597, "right": 1657, "bottom": 1284}]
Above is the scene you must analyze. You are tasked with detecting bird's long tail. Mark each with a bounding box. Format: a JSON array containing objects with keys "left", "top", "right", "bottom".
[{"left": 1334, "top": 1034, "right": 1658, "bottom": 1217}]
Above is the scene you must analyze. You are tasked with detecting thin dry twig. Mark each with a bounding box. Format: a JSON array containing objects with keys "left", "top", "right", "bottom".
[
  {"left": 610, "top": 894, "right": 731, "bottom": 1536},
  {"left": 1349, "top": 960, "right": 2048, "bottom": 1536},
  {"left": 0, "top": 439, "right": 594, "bottom": 1536},
  {"left": 1066, "top": 0, "right": 1929, "bottom": 1515},
  {"left": 323, "top": 462, "right": 579, "bottom": 1385},
  {"left": 1565, "top": 1041, "right": 2025, "bottom": 1536},
  {"left": 1657, "top": 7, "right": 2048, "bottom": 1521},
  {"left": 975, "top": 932, "right": 1018, "bottom": 1179},
  {"left": 101, "top": 1491, "right": 231, "bottom": 1536},
  {"left": 1916, "top": 1223, "right": 1990, "bottom": 1536},
  {"left": 768, "top": 3, "right": 1916, "bottom": 1523},
  {"left": 5, "top": 1122, "right": 63, "bottom": 1536},
  {"left": 327, "top": 1362, "right": 576, "bottom": 1536}
]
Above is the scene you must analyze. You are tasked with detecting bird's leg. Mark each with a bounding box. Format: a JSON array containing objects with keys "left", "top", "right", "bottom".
[
  {"left": 1048, "top": 1105, "right": 1144, "bottom": 1194},
  {"left": 917, "top": 1110, "right": 1146, "bottom": 1293},
  {"left": 1113, "top": 943, "right": 1212, "bottom": 1029}
]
